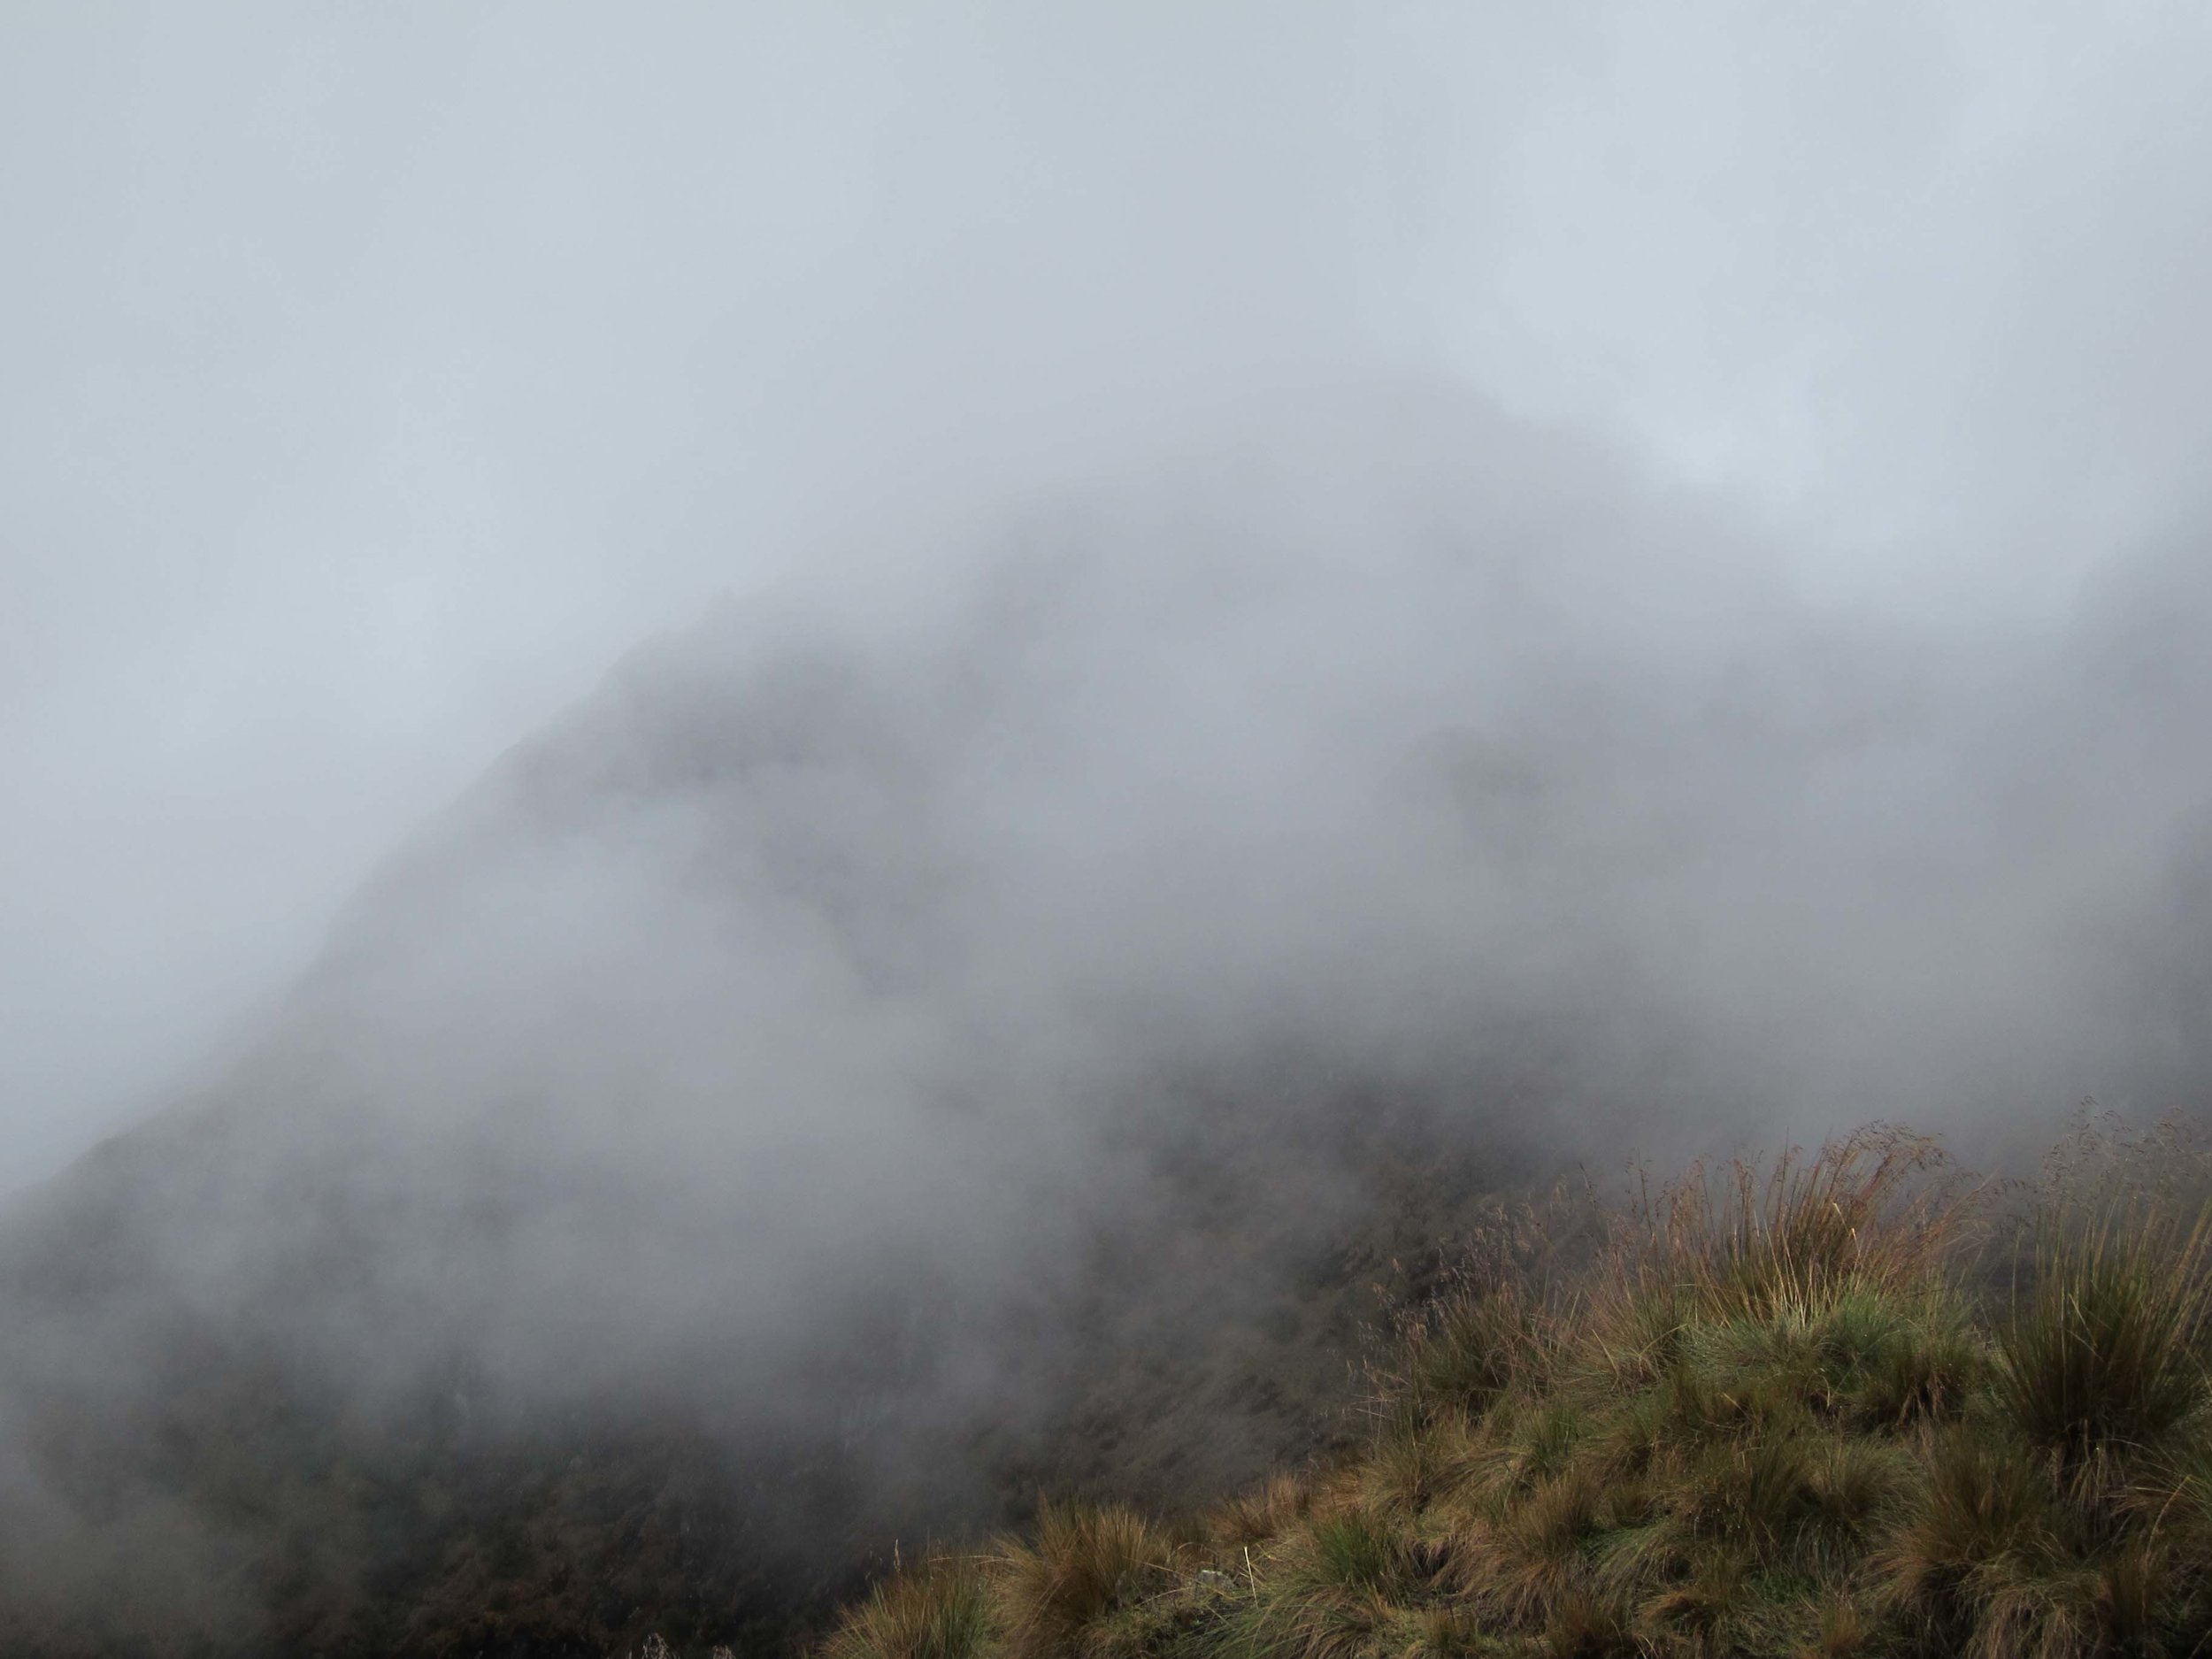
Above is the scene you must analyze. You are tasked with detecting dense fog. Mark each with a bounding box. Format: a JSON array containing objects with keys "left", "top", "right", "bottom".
[
  {"left": 4, "top": 5, "right": 2212, "bottom": 1653},
  {"left": 10, "top": 3, "right": 2212, "bottom": 1183}
]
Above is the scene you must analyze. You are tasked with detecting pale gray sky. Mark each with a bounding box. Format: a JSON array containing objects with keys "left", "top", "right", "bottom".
[{"left": 4, "top": 2, "right": 2210, "bottom": 1187}]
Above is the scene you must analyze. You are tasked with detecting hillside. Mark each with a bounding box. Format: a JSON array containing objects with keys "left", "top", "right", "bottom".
[
  {"left": 820, "top": 1121, "right": 2212, "bottom": 1659},
  {"left": 0, "top": 1075, "right": 1546, "bottom": 1656},
  {"left": 4, "top": 391, "right": 2212, "bottom": 1655}
]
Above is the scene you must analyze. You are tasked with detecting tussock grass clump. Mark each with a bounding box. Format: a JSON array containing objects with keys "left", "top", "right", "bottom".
[
  {"left": 1606, "top": 1126, "right": 1970, "bottom": 1329},
  {"left": 1308, "top": 1513, "right": 1394, "bottom": 1596},
  {"left": 1401, "top": 1282, "right": 1551, "bottom": 1421},
  {"left": 820, "top": 1121, "right": 2212, "bottom": 1659},
  {"left": 821, "top": 1555, "right": 996, "bottom": 1659},
  {"left": 1996, "top": 1204, "right": 2212, "bottom": 1468},
  {"left": 1207, "top": 1474, "right": 1314, "bottom": 1548},
  {"left": 1238, "top": 1508, "right": 1417, "bottom": 1659},
  {"left": 1000, "top": 1502, "right": 1180, "bottom": 1659}
]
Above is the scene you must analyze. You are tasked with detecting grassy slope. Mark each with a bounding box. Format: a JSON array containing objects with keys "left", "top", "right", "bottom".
[{"left": 819, "top": 1124, "right": 2212, "bottom": 1659}]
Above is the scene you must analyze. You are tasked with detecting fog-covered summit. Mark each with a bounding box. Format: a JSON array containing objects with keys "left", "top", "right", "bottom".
[{"left": 4, "top": 388, "right": 2211, "bottom": 1654}]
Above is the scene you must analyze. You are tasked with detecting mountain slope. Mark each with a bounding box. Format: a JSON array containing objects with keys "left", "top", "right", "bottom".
[
  {"left": 4, "top": 387, "right": 2211, "bottom": 1655},
  {"left": 825, "top": 1125, "right": 2212, "bottom": 1659}
]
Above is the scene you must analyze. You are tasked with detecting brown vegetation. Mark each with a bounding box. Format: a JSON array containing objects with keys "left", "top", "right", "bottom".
[{"left": 821, "top": 1120, "right": 2212, "bottom": 1659}]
